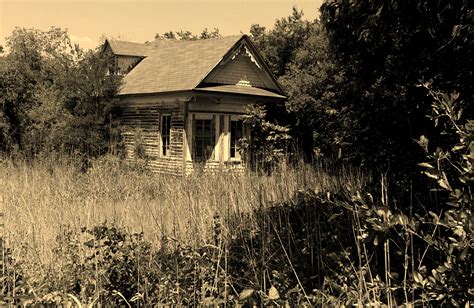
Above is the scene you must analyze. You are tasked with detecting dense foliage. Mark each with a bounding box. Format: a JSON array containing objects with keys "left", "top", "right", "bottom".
[
  {"left": 240, "top": 104, "right": 291, "bottom": 171},
  {"left": 249, "top": 2, "right": 473, "bottom": 175},
  {"left": 319, "top": 0, "right": 473, "bottom": 171},
  {"left": 0, "top": 27, "right": 121, "bottom": 156},
  {"left": 244, "top": 4, "right": 473, "bottom": 305}
]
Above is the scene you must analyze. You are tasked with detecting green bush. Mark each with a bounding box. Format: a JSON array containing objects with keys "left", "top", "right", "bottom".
[
  {"left": 23, "top": 223, "right": 235, "bottom": 306},
  {"left": 240, "top": 104, "right": 291, "bottom": 172}
]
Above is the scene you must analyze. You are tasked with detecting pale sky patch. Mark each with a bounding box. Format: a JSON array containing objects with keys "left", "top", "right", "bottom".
[
  {"left": 0, "top": 0, "right": 323, "bottom": 51},
  {"left": 70, "top": 34, "right": 95, "bottom": 47}
]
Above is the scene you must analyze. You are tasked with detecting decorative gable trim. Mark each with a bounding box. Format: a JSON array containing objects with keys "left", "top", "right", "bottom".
[
  {"left": 224, "top": 42, "right": 261, "bottom": 69},
  {"left": 195, "top": 35, "right": 286, "bottom": 97},
  {"left": 241, "top": 36, "right": 286, "bottom": 95}
]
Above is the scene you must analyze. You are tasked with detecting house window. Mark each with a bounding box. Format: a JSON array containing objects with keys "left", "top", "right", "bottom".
[
  {"left": 161, "top": 114, "right": 171, "bottom": 156},
  {"left": 230, "top": 120, "right": 243, "bottom": 159},
  {"left": 194, "top": 119, "right": 214, "bottom": 161}
]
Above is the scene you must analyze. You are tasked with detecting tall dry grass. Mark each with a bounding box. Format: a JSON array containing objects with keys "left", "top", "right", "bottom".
[{"left": 0, "top": 154, "right": 368, "bottom": 275}]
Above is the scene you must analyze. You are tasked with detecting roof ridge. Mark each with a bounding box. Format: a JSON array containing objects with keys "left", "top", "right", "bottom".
[
  {"left": 108, "top": 34, "right": 243, "bottom": 46},
  {"left": 148, "top": 35, "right": 242, "bottom": 47},
  {"left": 108, "top": 39, "right": 147, "bottom": 45}
]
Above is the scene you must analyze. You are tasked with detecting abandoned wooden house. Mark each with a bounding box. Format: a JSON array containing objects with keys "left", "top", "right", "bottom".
[{"left": 103, "top": 35, "right": 286, "bottom": 174}]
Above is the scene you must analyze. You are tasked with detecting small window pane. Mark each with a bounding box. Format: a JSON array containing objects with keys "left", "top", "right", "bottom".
[
  {"left": 161, "top": 115, "right": 171, "bottom": 156},
  {"left": 194, "top": 119, "right": 214, "bottom": 161}
]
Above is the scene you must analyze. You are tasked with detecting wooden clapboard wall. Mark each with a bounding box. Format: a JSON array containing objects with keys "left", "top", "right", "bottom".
[
  {"left": 115, "top": 93, "right": 272, "bottom": 175},
  {"left": 117, "top": 97, "right": 186, "bottom": 175}
]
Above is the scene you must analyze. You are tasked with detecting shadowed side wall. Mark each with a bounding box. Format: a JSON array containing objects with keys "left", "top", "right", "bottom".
[
  {"left": 116, "top": 93, "right": 189, "bottom": 175},
  {"left": 116, "top": 55, "right": 144, "bottom": 75}
]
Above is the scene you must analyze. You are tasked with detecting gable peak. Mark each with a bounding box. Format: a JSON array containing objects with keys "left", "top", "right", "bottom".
[{"left": 228, "top": 43, "right": 261, "bottom": 69}]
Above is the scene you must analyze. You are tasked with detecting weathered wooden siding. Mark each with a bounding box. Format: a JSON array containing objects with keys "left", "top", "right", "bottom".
[
  {"left": 117, "top": 92, "right": 280, "bottom": 175},
  {"left": 118, "top": 96, "right": 187, "bottom": 175},
  {"left": 120, "top": 105, "right": 160, "bottom": 159}
]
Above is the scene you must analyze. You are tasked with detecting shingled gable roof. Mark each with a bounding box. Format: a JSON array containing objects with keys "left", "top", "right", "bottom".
[
  {"left": 117, "top": 35, "right": 286, "bottom": 98},
  {"left": 105, "top": 39, "right": 150, "bottom": 57}
]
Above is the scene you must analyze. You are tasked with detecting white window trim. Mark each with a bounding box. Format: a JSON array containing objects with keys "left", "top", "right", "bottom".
[{"left": 193, "top": 115, "right": 217, "bottom": 162}]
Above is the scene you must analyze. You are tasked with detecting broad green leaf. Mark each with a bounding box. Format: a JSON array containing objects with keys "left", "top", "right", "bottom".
[
  {"left": 413, "top": 271, "right": 423, "bottom": 284},
  {"left": 424, "top": 171, "right": 439, "bottom": 180},
  {"left": 418, "top": 162, "right": 434, "bottom": 169},
  {"left": 268, "top": 286, "right": 280, "bottom": 300},
  {"left": 239, "top": 288, "right": 255, "bottom": 301},
  {"left": 437, "top": 178, "right": 451, "bottom": 190}
]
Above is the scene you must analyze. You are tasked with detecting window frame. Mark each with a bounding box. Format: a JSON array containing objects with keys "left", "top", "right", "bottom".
[
  {"left": 230, "top": 118, "right": 244, "bottom": 161},
  {"left": 193, "top": 116, "right": 215, "bottom": 162},
  {"left": 161, "top": 114, "right": 171, "bottom": 157}
]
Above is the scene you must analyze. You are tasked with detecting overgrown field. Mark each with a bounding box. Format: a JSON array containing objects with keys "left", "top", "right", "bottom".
[
  {"left": 0, "top": 154, "right": 472, "bottom": 306},
  {"left": 0, "top": 155, "right": 366, "bottom": 253},
  {"left": 1, "top": 155, "right": 371, "bottom": 305}
]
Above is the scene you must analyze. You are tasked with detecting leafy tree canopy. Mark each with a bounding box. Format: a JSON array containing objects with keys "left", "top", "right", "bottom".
[
  {"left": 316, "top": 0, "right": 474, "bottom": 174},
  {"left": 0, "top": 27, "right": 121, "bottom": 156},
  {"left": 248, "top": 8, "right": 348, "bottom": 159},
  {"left": 249, "top": 7, "right": 313, "bottom": 78},
  {"left": 246, "top": 1, "right": 473, "bottom": 186},
  {"left": 154, "top": 28, "right": 220, "bottom": 41}
]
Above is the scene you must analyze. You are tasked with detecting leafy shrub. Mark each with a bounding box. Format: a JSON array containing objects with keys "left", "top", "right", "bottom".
[
  {"left": 324, "top": 87, "right": 473, "bottom": 306},
  {"left": 412, "top": 86, "right": 473, "bottom": 305},
  {"left": 21, "top": 223, "right": 236, "bottom": 306},
  {"left": 0, "top": 239, "right": 29, "bottom": 299},
  {"left": 227, "top": 190, "right": 360, "bottom": 306},
  {"left": 240, "top": 104, "right": 291, "bottom": 172},
  {"left": 41, "top": 223, "right": 153, "bottom": 305},
  {"left": 132, "top": 129, "right": 148, "bottom": 161}
]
